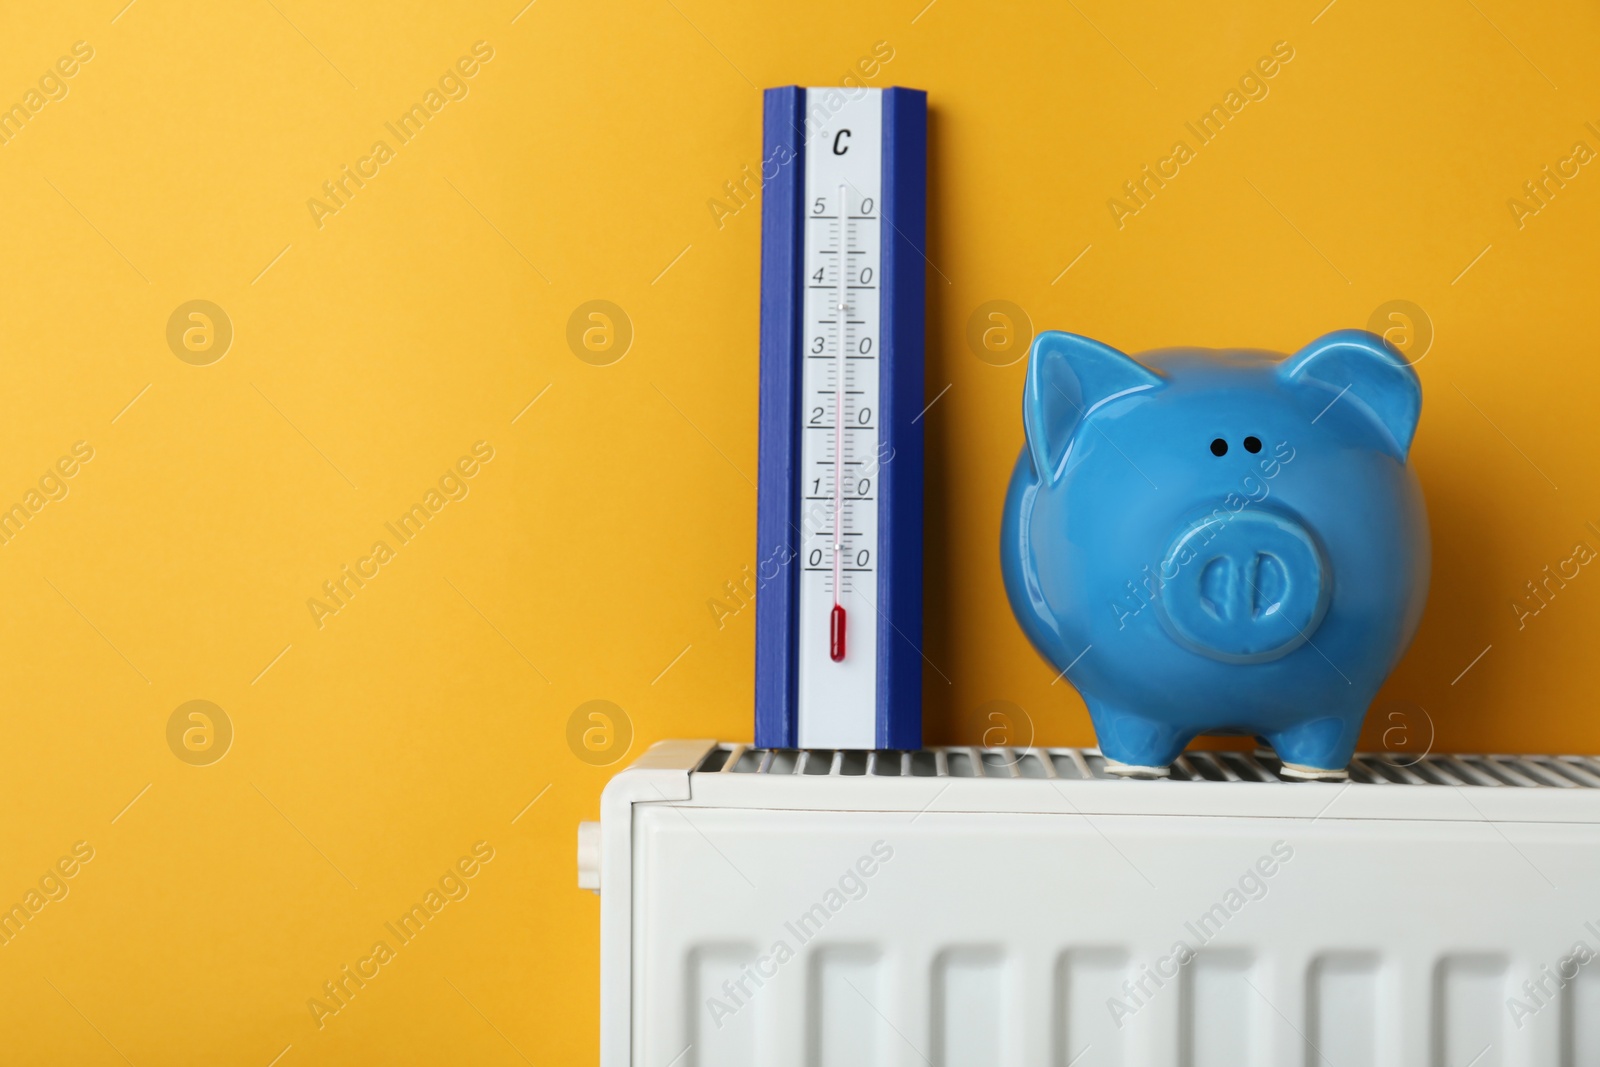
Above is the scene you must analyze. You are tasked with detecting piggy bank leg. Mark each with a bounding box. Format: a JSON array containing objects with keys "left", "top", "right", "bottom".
[
  {"left": 1088, "top": 701, "right": 1193, "bottom": 778},
  {"left": 1264, "top": 712, "right": 1363, "bottom": 781}
]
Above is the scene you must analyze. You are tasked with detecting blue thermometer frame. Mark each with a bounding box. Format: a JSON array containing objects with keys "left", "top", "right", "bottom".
[{"left": 755, "top": 85, "right": 926, "bottom": 751}]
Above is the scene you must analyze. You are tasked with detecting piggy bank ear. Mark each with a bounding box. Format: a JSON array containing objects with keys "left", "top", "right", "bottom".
[
  {"left": 1023, "top": 331, "right": 1163, "bottom": 486},
  {"left": 1278, "top": 329, "right": 1422, "bottom": 459}
]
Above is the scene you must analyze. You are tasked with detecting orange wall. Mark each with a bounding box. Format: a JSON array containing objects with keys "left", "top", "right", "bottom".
[{"left": 1, "top": 0, "right": 1596, "bottom": 1063}]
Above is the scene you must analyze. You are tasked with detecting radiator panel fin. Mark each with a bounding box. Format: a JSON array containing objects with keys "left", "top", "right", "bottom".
[
  {"left": 933, "top": 948, "right": 1004, "bottom": 1067},
  {"left": 1308, "top": 952, "right": 1380, "bottom": 1067},
  {"left": 1566, "top": 964, "right": 1600, "bottom": 1066},
  {"left": 1181, "top": 949, "right": 1257, "bottom": 1067},
  {"left": 1057, "top": 948, "right": 1129, "bottom": 1067},
  {"left": 809, "top": 947, "right": 885, "bottom": 1066},
  {"left": 691, "top": 945, "right": 758, "bottom": 1067},
  {"left": 1434, "top": 954, "right": 1507, "bottom": 1067}
]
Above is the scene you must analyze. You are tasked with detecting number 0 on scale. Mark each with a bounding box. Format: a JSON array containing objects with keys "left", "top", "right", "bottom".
[{"left": 755, "top": 86, "right": 927, "bottom": 750}]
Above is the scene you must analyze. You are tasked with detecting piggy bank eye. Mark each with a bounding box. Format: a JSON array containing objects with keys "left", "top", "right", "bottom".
[
  {"left": 1209, "top": 438, "right": 1228, "bottom": 457},
  {"left": 1244, "top": 436, "right": 1262, "bottom": 453}
]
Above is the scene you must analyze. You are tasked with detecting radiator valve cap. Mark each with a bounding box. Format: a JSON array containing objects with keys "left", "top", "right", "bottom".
[{"left": 577, "top": 821, "right": 600, "bottom": 894}]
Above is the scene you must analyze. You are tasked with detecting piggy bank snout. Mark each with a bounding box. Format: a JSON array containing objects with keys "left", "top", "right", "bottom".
[{"left": 1155, "top": 510, "right": 1330, "bottom": 664}]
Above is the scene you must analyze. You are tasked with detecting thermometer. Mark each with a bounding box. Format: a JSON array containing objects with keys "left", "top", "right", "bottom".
[{"left": 754, "top": 85, "right": 926, "bottom": 750}]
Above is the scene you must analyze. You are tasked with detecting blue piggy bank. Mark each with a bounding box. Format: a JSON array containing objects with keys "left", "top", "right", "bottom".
[{"left": 1000, "top": 330, "right": 1429, "bottom": 779}]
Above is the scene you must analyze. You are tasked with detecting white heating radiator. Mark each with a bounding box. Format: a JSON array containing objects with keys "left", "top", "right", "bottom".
[{"left": 580, "top": 740, "right": 1600, "bottom": 1067}]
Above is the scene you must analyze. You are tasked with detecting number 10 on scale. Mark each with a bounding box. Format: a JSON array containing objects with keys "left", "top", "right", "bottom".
[{"left": 755, "top": 86, "right": 927, "bottom": 751}]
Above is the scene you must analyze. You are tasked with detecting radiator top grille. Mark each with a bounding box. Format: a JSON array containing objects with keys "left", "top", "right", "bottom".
[{"left": 694, "top": 745, "right": 1600, "bottom": 788}]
